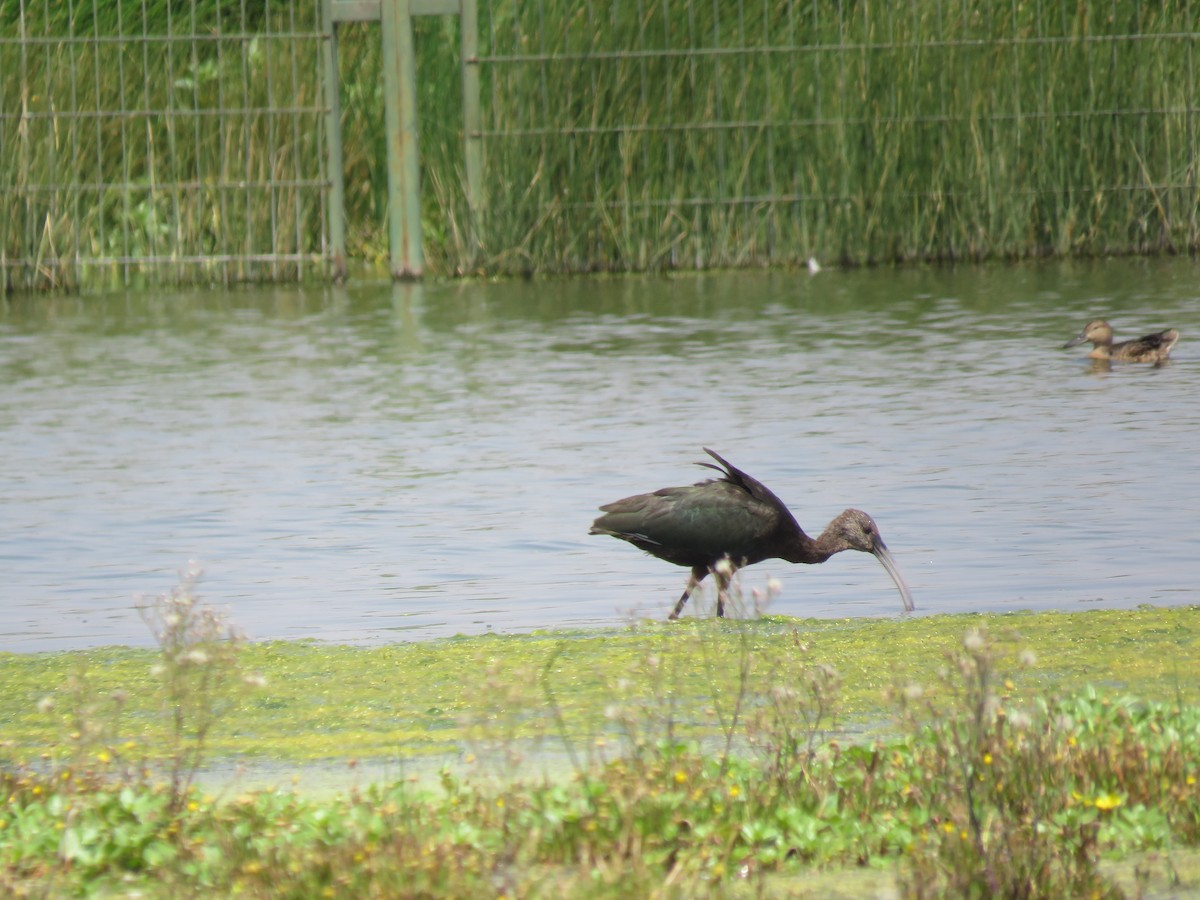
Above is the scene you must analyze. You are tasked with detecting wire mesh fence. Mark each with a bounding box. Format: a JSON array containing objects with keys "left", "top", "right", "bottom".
[
  {"left": 3, "top": 1, "right": 1198, "bottom": 288},
  {"left": 0, "top": 0, "right": 329, "bottom": 291},
  {"left": 465, "top": 1, "right": 1200, "bottom": 273}
]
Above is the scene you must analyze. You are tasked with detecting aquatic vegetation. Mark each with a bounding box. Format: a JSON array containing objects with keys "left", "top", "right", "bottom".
[
  {"left": 1, "top": 603, "right": 1196, "bottom": 765},
  {"left": 891, "top": 627, "right": 1200, "bottom": 896},
  {"left": 0, "top": 576, "right": 1198, "bottom": 894},
  {"left": 1, "top": 616, "right": 1199, "bottom": 895}
]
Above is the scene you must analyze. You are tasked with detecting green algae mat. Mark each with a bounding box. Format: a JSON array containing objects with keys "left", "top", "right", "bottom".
[{"left": 1, "top": 607, "right": 1196, "bottom": 766}]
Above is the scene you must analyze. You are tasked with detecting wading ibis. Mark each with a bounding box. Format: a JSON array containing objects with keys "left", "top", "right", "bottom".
[{"left": 590, "top": 449, "right": 915, "bottom": 619}]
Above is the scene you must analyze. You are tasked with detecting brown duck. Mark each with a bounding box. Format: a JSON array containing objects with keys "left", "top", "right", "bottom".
[{"left": 1063, "top": 320, "right": 1179, "bottom": 364}]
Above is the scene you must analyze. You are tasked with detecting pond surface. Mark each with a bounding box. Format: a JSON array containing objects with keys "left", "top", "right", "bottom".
[{"left": 2, "top": 258, "right": 1198, "bottom": 652}]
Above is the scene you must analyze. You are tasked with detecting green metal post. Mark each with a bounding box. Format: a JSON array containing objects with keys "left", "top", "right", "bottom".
[
  {"left": 460, "top": 0, "right": 483, "bottom": 266},
  {"left": 380, "top": 0, "right": 424, "bottom": 278},
  {"left": 321, "top": 0, "right": 348, "bottom": 281}
]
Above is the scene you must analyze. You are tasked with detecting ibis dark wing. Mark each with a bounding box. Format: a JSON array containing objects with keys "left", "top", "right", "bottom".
[
  {"left": 593, "top": 480, "right": 786, "bottom": 568},
  {"left": 700, "top": 448, "right": 799, "bottom": 521}
]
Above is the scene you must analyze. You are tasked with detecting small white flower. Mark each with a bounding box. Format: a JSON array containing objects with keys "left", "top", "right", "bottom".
[
  {"left": 963, "top": 630, "right": 985, "bottom": 652},
  {"left": 713, "top": 558, "right": 734, "bottom": 577},
  {"left": 36, "top": 696, "right": 55, "bottom": 715},
  {"left": 1008, "top": 710, "right": 1033, "bottom": 730}
]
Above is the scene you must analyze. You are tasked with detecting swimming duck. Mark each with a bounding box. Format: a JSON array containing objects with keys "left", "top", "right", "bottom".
[{"left": 1063, "top": 320, "right": 1179, "bottom": 364}]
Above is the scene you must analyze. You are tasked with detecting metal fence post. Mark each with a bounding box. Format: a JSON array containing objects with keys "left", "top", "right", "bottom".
[
  {"left": 381, "top": 0, "right": 424, "bottom": 279},
  {"left": 322, "top": 0, "right": 348, "bottom": 281},
  {"left": 460, "top": 0, "right": 483, "bottom": 266},
  {"left": 324, "top": 0, "right": 474, "bottom": 280}
]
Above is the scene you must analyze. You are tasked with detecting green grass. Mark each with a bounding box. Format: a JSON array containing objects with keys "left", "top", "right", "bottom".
[
  {"left": 2, "top": 606, "right": 1197, "bottom": 765},
  {"left": 3, "top": 0, "right": 1198, "bottom": 287},
  {"left": 1, "top": 602, "right": 1199, "bottom": 896}
]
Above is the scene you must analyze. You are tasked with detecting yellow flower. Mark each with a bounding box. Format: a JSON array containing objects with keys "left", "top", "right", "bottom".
[
  {"left": 729, "top": 785, "right": 741, "bottom": 799},
  {"left": 1094, "top": 794, "right": 1122, "bottom": 811},
  {"left": 674, "top": 770, "right": 688, "bottom": 785},
  {"left": 982, "top": 753, "right": 993, "bottom": 765},
  {"left": 942, "top": 821, "right": 955, "bottom": 833}
]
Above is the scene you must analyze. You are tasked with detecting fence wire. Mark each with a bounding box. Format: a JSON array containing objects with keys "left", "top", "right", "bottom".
[
  {"left": 1, "top": 0, "right": 329, "bottom": 290},
  {"left": 468, "top": 0, "right": 1200, "bottom": 272},
  {"left": 3, "top": 1, "right": 1199, "bottom": 286}
]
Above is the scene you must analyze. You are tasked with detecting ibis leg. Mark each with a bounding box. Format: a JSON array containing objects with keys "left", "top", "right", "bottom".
[
  {"left": 668, "top": 567, "right": 707, "bottom": 620},
  {"left": 715, "top": 569, "right": 731, "bottom": 618}
]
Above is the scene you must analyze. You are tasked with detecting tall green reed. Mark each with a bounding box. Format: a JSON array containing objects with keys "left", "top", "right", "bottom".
[{"left": 3, "top": 0, "right": 1197, "bottom": 286}]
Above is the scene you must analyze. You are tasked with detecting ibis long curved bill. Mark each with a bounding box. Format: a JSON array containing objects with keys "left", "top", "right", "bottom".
[{"left": 871, "top": 540, "right": 914, "bottom": 612}]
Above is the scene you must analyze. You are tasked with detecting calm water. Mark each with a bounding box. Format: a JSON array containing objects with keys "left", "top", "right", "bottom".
[{"left": 2, "top": 258, "right": 1198, "bottom": 652}]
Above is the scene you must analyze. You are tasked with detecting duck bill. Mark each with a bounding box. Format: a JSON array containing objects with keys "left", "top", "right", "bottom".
[
  {"left": 872, "top": 542, "right": 915, "bottom": 612},
  {"left": 1063, "top": 332, "right": 1087, "bottom": 349}
]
